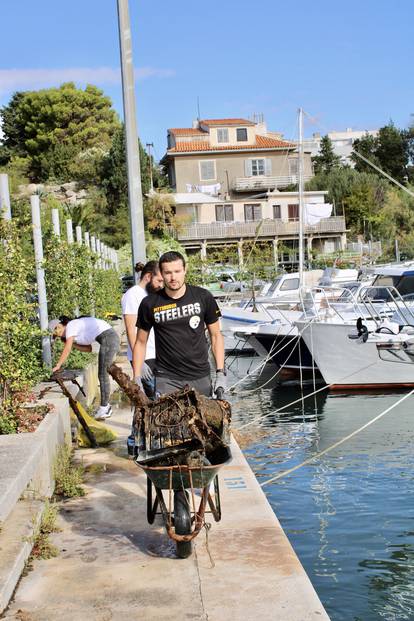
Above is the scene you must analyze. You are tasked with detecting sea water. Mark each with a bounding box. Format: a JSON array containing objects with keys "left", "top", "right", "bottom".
[{"left": 227, "top": 355, "right": 414, "bottom": 621}]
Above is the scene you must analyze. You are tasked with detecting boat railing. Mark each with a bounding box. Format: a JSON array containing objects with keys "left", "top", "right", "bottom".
[
  {"left": 304, "top": 285, "right": 414, "bottom": 326},
  {"left": 355, "top": 285, "right": 414, "bottom": 327},
  {"left": 294, "top": 285, "right": 355, "bottom": 320}
]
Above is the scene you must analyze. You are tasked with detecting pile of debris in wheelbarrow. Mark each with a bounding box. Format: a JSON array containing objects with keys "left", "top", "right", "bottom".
[{"left": 108, "top": 364, "right": 232, "bottom": 558}]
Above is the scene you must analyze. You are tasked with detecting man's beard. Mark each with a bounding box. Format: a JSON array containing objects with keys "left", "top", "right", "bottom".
[
  {"left": 146, "top": 281, "right": 162, "bottom": 294},
  {"left": 165, "top": 279, "right": 184, "bottom": 291}
]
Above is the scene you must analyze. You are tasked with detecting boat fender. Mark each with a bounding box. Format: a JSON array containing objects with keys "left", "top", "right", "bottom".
[{"left": 375, "top": 319, "right": 400, "bottom": 335}]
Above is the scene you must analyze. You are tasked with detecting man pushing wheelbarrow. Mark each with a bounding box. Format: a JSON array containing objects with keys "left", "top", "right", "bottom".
[{"left": 109, "top": 251, "right": 231, "bottom": 557}]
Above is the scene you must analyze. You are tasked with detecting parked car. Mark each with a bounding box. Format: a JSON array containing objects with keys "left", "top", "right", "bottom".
[
  {"left": 219, "top": 271, "right": 267, "bottom": 294},
  {"left": 121, "top": 274, "right": 134, "bottom": 293}
]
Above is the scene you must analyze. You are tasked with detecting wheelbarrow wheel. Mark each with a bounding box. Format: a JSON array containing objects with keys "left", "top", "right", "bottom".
[{"left": 174, "top": 490, "right": 192, "bottom": 558}]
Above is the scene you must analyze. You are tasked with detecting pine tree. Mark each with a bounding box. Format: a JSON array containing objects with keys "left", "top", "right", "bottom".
[{"left": 312, "top": 135, "right": 342, "bottom": 175}]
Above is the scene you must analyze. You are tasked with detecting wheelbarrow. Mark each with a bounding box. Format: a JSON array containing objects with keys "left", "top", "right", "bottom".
[
  {"left": 140, "top": 444, "right": 232, "bottom": 558},
  {"left": 133, "top": 386, "right": 232, "bottom": 558}
]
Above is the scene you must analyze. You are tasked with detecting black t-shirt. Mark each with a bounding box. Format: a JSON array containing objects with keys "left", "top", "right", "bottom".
[{"left": 137, "top": 285, "right": 221, "bottom": 380}]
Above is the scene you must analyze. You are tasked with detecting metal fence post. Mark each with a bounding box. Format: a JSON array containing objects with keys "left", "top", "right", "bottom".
[
  {"left": 66, "top": 219, "right": 74, "bottom": 243},
  {"left": 51, "top": 208, "right": 60, "bottom": 236},
  {"left": 31, "top": 195, "right": 52, "bottom": 367},
  {"left": 0, "top": 173, "right": 12, "bottom": 220},
  {"left": 96, "top": 239, "right": 102, "bottom": 269}
]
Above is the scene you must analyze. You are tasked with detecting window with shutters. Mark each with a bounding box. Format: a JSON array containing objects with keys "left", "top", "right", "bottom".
[
  {"left": 273, "top": 204, "right": 281, "bottom": 219},
  {"left": 251, "top": 159, "right": 265, "bottom": 176},
  {"left": 244, "top": 204, "right": 262, "bottom": 221},
  {"left": 215, "top": 204, "right": 234, "bottom": 222},
  {"left": 236, "top": 128, "right": 248, "bottom": 142},
  {"left": 217, "top": 128, "right": 229, "bottom": 143},
  {"left": 199, "top": 160, "right": 216, "bottom": 181},
  {"left": 288, "top": 204, "right": 299, "bottom": 221}
]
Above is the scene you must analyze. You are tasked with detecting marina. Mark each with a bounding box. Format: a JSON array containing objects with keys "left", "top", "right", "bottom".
[
  {"left": 1, "top": 2, "right": 413, "bottom": 619},
  {"left": 227, "top": 354, "right": 414, "bottom": 621}
]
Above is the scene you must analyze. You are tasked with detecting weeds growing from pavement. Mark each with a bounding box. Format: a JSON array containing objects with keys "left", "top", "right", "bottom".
[
  {"left": 29, "top": 500, "right": 60, "bottom": 562},
  {"left": 53, "top": 444, "right": 85, "bottom": 498}
]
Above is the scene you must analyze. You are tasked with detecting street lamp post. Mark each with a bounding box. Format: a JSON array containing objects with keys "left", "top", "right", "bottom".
[{"left": 117, "top": 0, "right": 146, "bottom": 276}]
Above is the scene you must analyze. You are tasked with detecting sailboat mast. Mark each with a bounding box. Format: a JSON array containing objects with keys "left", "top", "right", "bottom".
[{"left": 298, "top": 107, "right": 305, "bottom": 287}]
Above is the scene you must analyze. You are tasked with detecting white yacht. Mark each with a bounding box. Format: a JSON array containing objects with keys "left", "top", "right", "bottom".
[
  {"left": 220, "top": 270, "right": 322, "bottom": 347},
  {"left": 296, "top": 263, "right": 414, "bottom": 388}
]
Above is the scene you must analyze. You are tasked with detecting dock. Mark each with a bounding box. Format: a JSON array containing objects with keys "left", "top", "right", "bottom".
[{"left": 3, "top": 383, "right": 329, "bottom": 620}]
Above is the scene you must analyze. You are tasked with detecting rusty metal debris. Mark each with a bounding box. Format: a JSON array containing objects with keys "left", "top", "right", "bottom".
[{"left": 108, "top": 364, "right": 231, "bottom": 466}]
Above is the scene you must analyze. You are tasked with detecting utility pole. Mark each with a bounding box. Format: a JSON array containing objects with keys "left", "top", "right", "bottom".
[
  {"left": 395, "top": 239, "right": 400, "bottom": 263},
  {"left": 146, "top": 142, "right": 154, "bottom": 192},
  {"left": 298, "top": 108, "right": 304, "bottom": 287},
  {"left": 117, "top": 0, "right": 146, "bottom": 274}
]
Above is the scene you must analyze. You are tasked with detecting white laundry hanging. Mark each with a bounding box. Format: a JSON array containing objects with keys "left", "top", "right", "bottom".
[{"left": 304, "top": 203, "right": 333, "bottom": 225}]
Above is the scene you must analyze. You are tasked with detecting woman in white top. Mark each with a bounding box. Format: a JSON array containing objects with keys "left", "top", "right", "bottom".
[{"left": 50, "top": 315, "right": 120, "bottom": 419}]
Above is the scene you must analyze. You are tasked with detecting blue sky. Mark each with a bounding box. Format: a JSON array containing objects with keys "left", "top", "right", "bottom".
[{"left": 1, "top": 0, "right": 413, "bottom": 159}]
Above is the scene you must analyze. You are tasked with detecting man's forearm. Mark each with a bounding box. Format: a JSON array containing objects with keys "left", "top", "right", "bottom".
[
  {"left": 124, "top": 315, "right": 137, "bottom": 352},
  {"left": 132, "top": 339, "right": 146, "bottom": 378},
  {"left": 210, "top": 333, "right": 225, "bottom": 370}
]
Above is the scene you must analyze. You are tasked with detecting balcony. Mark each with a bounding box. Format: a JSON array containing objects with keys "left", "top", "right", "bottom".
[
  {"left": 232, "top": 174, "right": 312, "bottom": 192},
  {"left": 168, "top": 216, "right": 346, "bottom": 242}
]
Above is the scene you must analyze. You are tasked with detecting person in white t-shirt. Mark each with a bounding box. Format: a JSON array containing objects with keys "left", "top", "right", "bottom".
[
  {"left": 121, "top": 260, "right": 163, "bottom": 396},
  {"left": 49, "top": 316, "right": 120, "bottom": 420}
]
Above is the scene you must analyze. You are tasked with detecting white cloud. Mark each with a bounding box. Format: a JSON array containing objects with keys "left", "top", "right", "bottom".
[{"left": 0, "top": 66, "right": 175, "bottom": 95}]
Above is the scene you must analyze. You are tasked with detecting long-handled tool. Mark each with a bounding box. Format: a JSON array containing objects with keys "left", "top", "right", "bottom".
[{"left": 51, "top": 374, "right": 98, "bottom": 448}]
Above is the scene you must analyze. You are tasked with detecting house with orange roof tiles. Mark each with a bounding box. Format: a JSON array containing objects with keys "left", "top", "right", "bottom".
[{"left": 160, "top": 116, "right": 348, "bottom": 268}]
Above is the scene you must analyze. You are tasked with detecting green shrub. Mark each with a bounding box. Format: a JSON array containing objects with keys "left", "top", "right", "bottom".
[
  {"left": 44, "top": 237, "right": 94, "bottom": 317},
  {"left": 93, "top": 268, "right": 122, "bottom": 317},
  {"left": 0, "top": 220, "right": 45, "bottom": 398},
  {"left": 0, "top": 411, "right": 18, "bottom": 434}
]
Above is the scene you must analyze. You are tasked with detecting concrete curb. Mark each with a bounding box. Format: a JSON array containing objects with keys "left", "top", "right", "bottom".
[
  {"left": 0, "top": 321, "right": 125, "bottom": 615},
  {"left": 0, "top": 500, "right": 43, "bottom": 614},
  {"left": 0, "top": 389, "right": 70, "bottom": 614},
  {"left": 0, "top": 320, "right": 123, "bottom": 615}
]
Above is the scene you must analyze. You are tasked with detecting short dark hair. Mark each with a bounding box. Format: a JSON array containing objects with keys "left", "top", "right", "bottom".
[
  {"left": 58, "top": 315, "right": 72, "bottom": 326},
  {"left": 159, "top": 251, "right": 186, "bottom": 271},
  {"left": 135, "top": 260, "right": 160, "bottom": 278}
]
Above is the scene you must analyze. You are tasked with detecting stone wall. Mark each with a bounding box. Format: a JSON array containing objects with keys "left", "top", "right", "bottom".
[{"left": 17, "top": 181, "right": 89, "bottom": 207}]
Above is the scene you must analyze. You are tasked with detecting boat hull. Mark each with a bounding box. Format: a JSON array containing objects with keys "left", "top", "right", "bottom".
[
  {"left": 298, "top": 321, "right": 414, "bottom": 387},
  {"left": 250, "top": 332, "right": 315, "bottom": 370}
]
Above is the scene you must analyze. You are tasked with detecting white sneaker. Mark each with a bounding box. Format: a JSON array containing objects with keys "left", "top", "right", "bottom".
[{"left": 95, "top": 405, "right": 112, "bottom": 420}]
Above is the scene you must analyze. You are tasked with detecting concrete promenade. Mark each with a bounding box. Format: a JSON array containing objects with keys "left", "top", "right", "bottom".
[{"left": 3, "top": 372, "right": 329, "bottom": 620}]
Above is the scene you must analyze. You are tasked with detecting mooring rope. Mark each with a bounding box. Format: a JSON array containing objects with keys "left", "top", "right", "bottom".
[
  {"left": 236, "top": 359, "right": 379, "bottom": 431},
  {"left": 260, "top": 388, "right": 414, "bottom": 486},
  {"left": 227, "top": 316, "right": 317, "bottom": 394}
]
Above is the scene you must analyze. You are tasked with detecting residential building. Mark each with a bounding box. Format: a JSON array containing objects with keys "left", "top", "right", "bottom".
[
  {"left": 304, "top": 128, "right": 379, "bottom": 166},
  {"left": 161, "top": 117, "right": 347, "bottom": 267}
]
